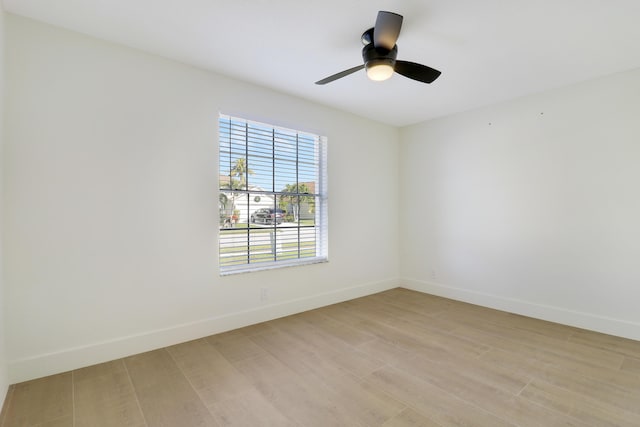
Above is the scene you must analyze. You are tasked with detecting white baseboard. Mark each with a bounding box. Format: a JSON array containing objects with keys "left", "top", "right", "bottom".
[
  {"left": 401, "top": 277, "right": 640, "bottom": 341},
  {"left": 8, "top": 278, "right": 399, "bottom": 384}
]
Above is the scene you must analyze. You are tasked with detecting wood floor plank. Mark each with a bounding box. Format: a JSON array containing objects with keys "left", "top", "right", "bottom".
[
  {"left": 321, "top": 303, "right": 485, "bottom": 364},
  {"left": 342, "top": 297, "right": 407, "bottom": 322},
  {"left": 621, "top": 356, "right": 640, "bottom": 374},
  {"left": 568, "top": 329, "right": 640, "bottom": 359},
  {"left": 205, "top": 333, "right": 269, "bottom": 363},
  {"left": 166, "top": 338, "right": 253, "bottom": 406},
  {"left": 210, "top": 389, "right": 296, "bottom": 427},
  {"left": 500, "top": 312, "right": 580, "bottom": 341},
  {"left": 124, "top": 349, "right": 218, "bottom": 427},
  {"left": 352, "top": 292, "right": 453, "bottom": 326},
  {"left": 521, "top": 378, "right": 640, "bottom": 426},
  {"left": 438, "top": 298, "right": 514, "bottom": 324},
  {"left": 232, "top": 354, "right": 359, "bottom": 426},
  {"left": 480, "top": 346, "right": 640, "bottom": 400},
  {"left": 369, "top": 289, "right": 454, "bottom": 317},
  {"left": 364, "top": 365, "right": 515, "bottom": 427},
  {"left": 249, "top": 329, "right": 406, "bottom": 425},
  {"left": 2, "top": 373, "right": 72, "bottom": 427},
  {"left": 383, "top": 316, "right": 491, "bottom": 358},
  {"left": 438, "top": 300, "right": 580, "bottom": 342},
  {"left": 267, "top": 314, "right": 386, "bottom": 379},
  {"left": 355, "top": 338, "right": 412, "bottom": 365},
  {"left": 381, "top": 407, "right": 442, "bottom": 427},
  {"left": 401, "top": 349, "right": 530, "bottom": 395},
  {"left": 451, "top": 315, "right": 625, "bottom": 370},
  {"left": 457, "top": 324, "right": 633, "bottom": 384},
  {"left": 534, "top": 365, "right": 640, "bottom": 416},
  {"left": 403, "top": 355, "right": 592, "bottom": 426},
  {"left": 393, "top": 308, "right": 460, "bottom": 333},
  {"left": 479, "top": 347, "right": 640, "bottom": 417},
  {"left": 297, "top": 308, "right": 378, "bottom": 346},
  {"left": 344, "top": 296, "right": 460, "bottom": 336},
  {"left": 73, "top": 360, "right": 145, "bottom": 427},
  {"left": 38, "top": 416, "right": 74, "bottom": 426},
  {"left": 348, "top": 290, "right": 461, "bottom": 333},
  {"left": 233, "top": 321, "right": 277, "bottom": 337},
  {"left": 249, "top": 329, "right": 337, "bottom": 378}
]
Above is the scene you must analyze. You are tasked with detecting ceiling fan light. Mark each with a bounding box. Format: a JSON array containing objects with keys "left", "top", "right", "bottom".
[{"left": 366, "top": 63, "right": 394, "bottom": 81}]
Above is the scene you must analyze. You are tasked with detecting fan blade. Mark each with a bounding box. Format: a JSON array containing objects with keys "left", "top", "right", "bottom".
[
  {"left": 395, "top": 60, "right": 441, "bottom": 84},
  {"left": 315, "top": 65, "right": 364, "bottom": 85},
  {"left": 374, "top": 11, "right": 403, "bottom": 50}
]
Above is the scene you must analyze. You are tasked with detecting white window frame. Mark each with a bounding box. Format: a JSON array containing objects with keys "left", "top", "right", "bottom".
[{"left": 218, "top": 114, "right": 328, "bottom": 275}]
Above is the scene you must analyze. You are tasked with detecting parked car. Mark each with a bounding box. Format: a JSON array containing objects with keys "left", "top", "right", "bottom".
[{"left": 251, "top": 208, "right": 284, "bottom": 225}]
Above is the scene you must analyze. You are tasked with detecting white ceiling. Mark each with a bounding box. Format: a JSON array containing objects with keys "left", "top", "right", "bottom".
[{"left": 4, "top": 0, "right": 640, "bottom": 127}]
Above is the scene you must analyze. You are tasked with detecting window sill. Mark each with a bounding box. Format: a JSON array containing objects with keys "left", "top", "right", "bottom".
[{"left": 220, "top": 257, "right": 328, "bottom": 276}]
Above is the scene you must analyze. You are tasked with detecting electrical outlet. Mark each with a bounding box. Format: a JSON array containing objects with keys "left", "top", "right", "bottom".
[
  {"left": 260, "top": 287, "right": 269, "bottom": 302},
  {"left": 431, "top": 270, "right": 436, "bottom": 280}
]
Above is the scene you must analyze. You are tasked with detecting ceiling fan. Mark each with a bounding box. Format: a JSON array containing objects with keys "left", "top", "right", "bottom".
[{"left": 315, "top": 11, "right": 442, "bottom": 85}]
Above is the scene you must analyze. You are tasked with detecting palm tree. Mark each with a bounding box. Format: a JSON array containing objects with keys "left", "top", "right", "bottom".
[
  {"left": 280, "top": 183, "right": 313, "bottom": 222},
  {"left": 220, "top": 158, "right": 254, "bottom": 225},
  {"left": 230, "top": 157, "right": 253, "bottom": 190}
]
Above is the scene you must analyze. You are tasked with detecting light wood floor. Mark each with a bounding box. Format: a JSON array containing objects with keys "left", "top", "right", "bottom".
[{"left": 2, "top": 288, "right": 640, "bottom": 426}]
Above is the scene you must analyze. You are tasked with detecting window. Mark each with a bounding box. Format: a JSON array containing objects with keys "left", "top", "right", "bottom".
[{"left": 218, "top": 115, "right": 328, "bottom": 274}]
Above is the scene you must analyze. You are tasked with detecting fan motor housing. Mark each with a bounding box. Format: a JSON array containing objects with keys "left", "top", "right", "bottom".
[{"left": 362, "top": 43, "right": 398, "bottom": 70}]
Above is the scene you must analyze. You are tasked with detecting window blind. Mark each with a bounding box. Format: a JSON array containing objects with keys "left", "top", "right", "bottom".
[{"left": 218, "top": 115, "right": 328, "bottom": 274}]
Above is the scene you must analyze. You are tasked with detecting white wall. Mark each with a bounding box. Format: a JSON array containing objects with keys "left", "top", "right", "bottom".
[
  {"left": 401, "top": 68, "right": 640, "bottom": 340},
  {"left": 0, "top": 7, "right": 9, "bottom": 406},
  {"left": 3, "top": 14, "right": 400, "bottom": 383}
]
